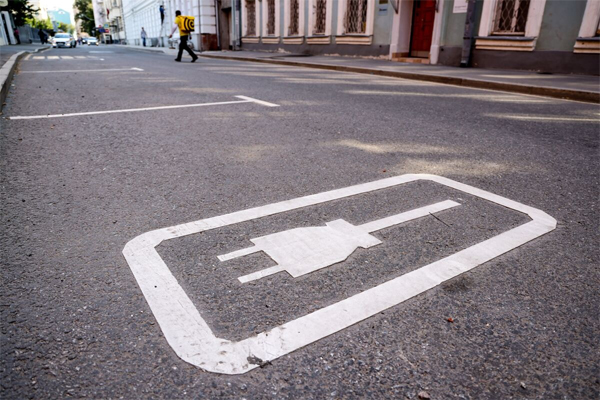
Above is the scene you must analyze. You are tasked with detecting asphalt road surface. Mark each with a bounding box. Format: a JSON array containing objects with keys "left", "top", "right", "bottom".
[{"left": 1, "top": 46, "right": 598, "bottom": 399}]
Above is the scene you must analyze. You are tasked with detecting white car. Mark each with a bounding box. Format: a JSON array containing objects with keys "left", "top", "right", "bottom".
[
  {"left": 87, "top": 37, "right": 99, "bottom": 46},
  {"left": 52, "top": 33, "right": 76, "bottom": 48}
]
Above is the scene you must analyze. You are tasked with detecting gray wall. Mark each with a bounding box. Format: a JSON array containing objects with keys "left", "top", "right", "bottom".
[
  {"left": 373, "top": 0, "right": 394, "bottom": 45},
  {"left": 437, "top": 0, "right": 598, "bottom": 75},
  {"left": 536, "top": 0, "right": 587, "bottom": 51}
]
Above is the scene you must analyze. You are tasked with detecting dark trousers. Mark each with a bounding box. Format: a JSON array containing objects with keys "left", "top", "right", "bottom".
[
  {"left": 177, "top": 35, "right": 196, "bottom": 60},
  {"left": 142, "top": 37, "right": 146, "bottom": 46}
]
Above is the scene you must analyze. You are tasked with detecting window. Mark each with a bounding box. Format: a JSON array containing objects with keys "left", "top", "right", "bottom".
[
  {"left": 289, "top": 0, "right": 300, "bottom": 35},
  {"left": 335, "top": 0, "right": 373, "bottom": 43},
  {"left": 314, "top": 0, "right": 326, "bottom": 34},
  {"left": 267, "top": 0, "right": 276, "bottom": 35},
  {"left": 307, "top": 0, "right": 331, "bottom": 42},
  {"left": 246, "top": 0, "right": 257, "bottom": 36},
  {"left": 261, "top": 0, "right": 280, "bottom": 41},
  {"left": 345, "top": 0, "right": 368, "bottom": 34},
  {"left": 492, "top": 0, "right": 530, "bottom": 35},
  {"left": 476, "top": 0, "right": 547, "bottom": 51},
  {"left": 284, "top": 0, "right": 304, "bottom": 42}
]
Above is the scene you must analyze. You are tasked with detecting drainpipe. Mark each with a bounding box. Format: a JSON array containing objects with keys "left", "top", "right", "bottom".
[
  {"left": 232, "top": 0, "right": 241, "bottom": 50},
  {"left": 460, "top": 0, "right": 477, "bottom": 67},
  {"left": 237, "top": 0, "right": 242, "bottom": 48},
  {"left": 196, "top": 0, "right": 202, "bottom": 50},
  {"left": 231, "top": 0, "right": 235, "bottom": 49}
]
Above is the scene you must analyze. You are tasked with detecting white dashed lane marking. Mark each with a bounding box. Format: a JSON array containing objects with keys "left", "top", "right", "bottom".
[{"left": 20, "top": 67, "right": 144, "bottom": 74}]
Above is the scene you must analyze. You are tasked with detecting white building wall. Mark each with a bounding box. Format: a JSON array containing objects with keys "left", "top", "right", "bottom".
[{"left": 122, "top": 0, "right": 216, "bottom": 48}]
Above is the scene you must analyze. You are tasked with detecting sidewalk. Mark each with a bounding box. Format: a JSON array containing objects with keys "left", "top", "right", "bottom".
[
  {"left": 1, "top": 44, "right": 49, "bottom": 111},
  {"left": 201, "top": 50, "right": 600, "bottom": 103},
  {"left": 119, "top": 44, "right": 178, "bottom": 57},
  {"left": 0, "top": 43, "right": 49, "bottom": 68},
  {"left": 118, "top": 45, "right": 599, "bottom": 103}
]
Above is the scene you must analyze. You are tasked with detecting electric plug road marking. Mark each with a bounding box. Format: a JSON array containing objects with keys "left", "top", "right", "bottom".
[{"left": 218, "top": 200, "right": 460, "bottom": 283}]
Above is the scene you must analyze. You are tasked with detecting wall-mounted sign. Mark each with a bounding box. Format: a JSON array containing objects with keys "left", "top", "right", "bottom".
[{"left": 453, "top": 0, "right": 468, "bottom": 13}]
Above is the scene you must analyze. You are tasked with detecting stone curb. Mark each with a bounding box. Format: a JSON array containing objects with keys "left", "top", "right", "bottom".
[
  {"left": 199, "top": 54, "right": 599, "bottom": 104},
  {"left": 0, "top": 46, "right": 50, "bottom": 112}
]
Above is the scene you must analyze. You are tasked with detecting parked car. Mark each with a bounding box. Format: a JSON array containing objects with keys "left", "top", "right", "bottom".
[
  {"left": 87, "top": 37, "right": 99, "bottom": 46},
  {"left": 81, "top": 38, "right": 88, "bottom": 44},
  {"left": 52, "top": 33, "right": 76, "bottom": 48}
]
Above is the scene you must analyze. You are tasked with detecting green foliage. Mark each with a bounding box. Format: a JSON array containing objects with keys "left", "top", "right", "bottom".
[
  {"left": 0, "top": 0, "right": 38, "bottom": 26},
  {"left": 25, "top": 16, "right": 52, "bottom": 30},
  {"left": 74, "top": 0, "right": 95, "bottom": 35},
  {"left": 58, "top": 22, "right": 75, "bottom": 34}
]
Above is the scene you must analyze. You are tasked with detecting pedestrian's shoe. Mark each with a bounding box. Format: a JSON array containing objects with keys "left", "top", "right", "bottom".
[
  {"left": 174, "top": 59, "right": 181, "bottom": 62},
  {"left": 191, "top": 57, "right": 198, "bottom": 63}
]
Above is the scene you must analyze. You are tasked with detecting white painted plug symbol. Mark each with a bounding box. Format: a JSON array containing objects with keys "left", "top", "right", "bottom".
[{"left": 218, "top": 200, "right": 460, "bottom": 283}]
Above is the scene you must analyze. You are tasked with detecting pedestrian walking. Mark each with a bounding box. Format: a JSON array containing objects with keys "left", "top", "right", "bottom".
[
  {"left": 141, "top": 27, "right": 147, "bottom": 47},
  {"left": 38, "top": 29, "right": 46, "bottom": 44},
  {"left": 169, "top": 11, "right": 198, "bottom": 63},
  {"left": 13, "top": 27, "right": 20, "bottom": 44}
]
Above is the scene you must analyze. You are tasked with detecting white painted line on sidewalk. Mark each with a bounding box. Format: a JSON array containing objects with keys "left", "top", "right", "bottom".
[
  {"left": 8, "top": 96, "right": 279, "bottom": 120},
  {"left": 122, "top": 174, "right": 556, "bottom": 375},
  {"left": 20, "top": 67, "right": 144, "bottom": 74}
]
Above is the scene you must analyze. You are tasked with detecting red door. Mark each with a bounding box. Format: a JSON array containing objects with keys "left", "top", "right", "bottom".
[{"left": 410, "top": 0, "right": 436, "bottom": 58}]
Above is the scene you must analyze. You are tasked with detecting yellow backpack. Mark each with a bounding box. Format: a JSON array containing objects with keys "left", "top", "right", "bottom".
[{"left": 180, "top": 16, "right": 195, "bottom": 34}]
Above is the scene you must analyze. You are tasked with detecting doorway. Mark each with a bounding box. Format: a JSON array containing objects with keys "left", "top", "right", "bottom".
[
  {"left": 219, "top": 8, "right": 231, "bottom": 50},
  {"left": 410, "top": 0, "right": 436, "bottom": 58}
]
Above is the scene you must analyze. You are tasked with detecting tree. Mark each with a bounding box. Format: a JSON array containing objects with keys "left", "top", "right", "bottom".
[
  {"left": 73, "top": 0, "right": 95, "bottom": 35},
  {"left": 25, "top": 17, "right": 52, "bottom": 30},
  {"left": 58, "top": 22, "right": 75, "bottom": 34},
  {"left": 0, "top": 0, "right": 38, "bottom": 26}
]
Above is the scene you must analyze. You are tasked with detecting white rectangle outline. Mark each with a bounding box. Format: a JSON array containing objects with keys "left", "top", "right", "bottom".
[{"left": 122, "top": 174, "right": 556, "bottom": 375}]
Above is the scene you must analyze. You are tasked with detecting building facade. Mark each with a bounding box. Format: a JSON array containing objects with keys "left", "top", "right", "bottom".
[
  {"left": 121, "top": 0, "right": 219, "bottom": 50},
  {"left": 233, "top": 0, "right": 599, "bottom": 74},
  {"left": 47, "top": 8, "right": 73, "bottom": 25},
  {"left": 439, "top": 0, "right": 599, "bottom": 74},
  {"left": 106, "top": 0, "right": 126, "bottom": 42}
]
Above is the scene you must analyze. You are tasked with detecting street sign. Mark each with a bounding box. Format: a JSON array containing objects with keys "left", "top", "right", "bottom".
[{"left": 123, "top": 174, "right": 556, "bottom": 375}]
